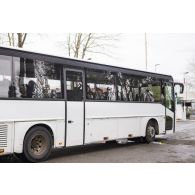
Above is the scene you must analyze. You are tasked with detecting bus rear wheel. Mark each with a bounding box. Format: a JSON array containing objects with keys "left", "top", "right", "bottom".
[
  {"left": 145, "top": 121, "right": 156, "bottom": 143},
  {"left": 23, "top": 126, "right": 53, "bottom": 162}
]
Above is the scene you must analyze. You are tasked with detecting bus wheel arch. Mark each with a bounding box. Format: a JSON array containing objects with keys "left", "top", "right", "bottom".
[
  {"left": 149, "top": 118, "right": 159, "bottom": 135},
  {"left": 26, "top": 123, "right": 54, "bottom": 144},
  {"left": 145, "top": 119, "right": 159, "bottom": 143},
  {"left": 22, "top": 124, "right": 54, "bottom": 162}
]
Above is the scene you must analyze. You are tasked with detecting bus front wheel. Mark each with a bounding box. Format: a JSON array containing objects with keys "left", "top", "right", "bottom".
[
  {"left": 145, "top": 121, "right": 156, "bottom": 143},
  {"left": 23, "top": 126, "right": 53, "bottom": 162}
]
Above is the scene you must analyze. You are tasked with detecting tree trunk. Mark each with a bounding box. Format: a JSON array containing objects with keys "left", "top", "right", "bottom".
[
  {"left": 7, "top": 33, "right": 15, "bottom": 46},
  {"left": 81, "top": 33, "right": 92, "bottom": 59},
  {"left": 74, "top": 33, "right": 82, "bottom": 58},
  {"left": 17, "top": 33, "right": 27, "bottom": 48}
]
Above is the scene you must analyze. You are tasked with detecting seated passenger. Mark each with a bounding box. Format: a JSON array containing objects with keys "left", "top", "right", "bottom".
[
  {"left": 144, "top": 89, "right": 155, "bottom": 102},
  {"left": 87, "top": 85, "right": 94, "bottom": 99},
  {"left": 106, "top": 87, "right": 112, "bottom": 100},
  {"left": 109, "top": 88, "right": 116, "bottom": 101},
  {"left": 51, "top": 89, "right": 57, "bottom": 98},
  {"left": 128, "top": 91, "right": 133, "bottom": 101},
  {"left": 95, "top": 87, "right": 104, "bottom": 100},
  {"left": 27, "top": 80, "right": 36, "bottom": 98}
]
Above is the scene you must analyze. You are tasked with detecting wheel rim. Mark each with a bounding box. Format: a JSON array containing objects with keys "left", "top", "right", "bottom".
[
  {"left": 147, "top": 125, "right": 155, "bottom": 139},
  {"left": 31, "top": 135, "right": 47, "bottom": 156}
]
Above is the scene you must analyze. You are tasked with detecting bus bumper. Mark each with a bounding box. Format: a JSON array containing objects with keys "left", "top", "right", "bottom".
[
  {"left": 0, "top": 148, "right": 12, "bottom": 156},
  {"left": 0, "top": 148, "right": 5, "bottom": 154}
]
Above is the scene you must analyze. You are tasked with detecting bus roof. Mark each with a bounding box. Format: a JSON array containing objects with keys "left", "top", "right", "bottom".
[{"left": 0, "top": 46, "right": 173, "bottom": 81}]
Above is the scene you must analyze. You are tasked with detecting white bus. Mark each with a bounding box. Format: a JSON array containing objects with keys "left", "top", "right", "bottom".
[{"left": 0, "top": 46, "right": 183, "bottom": 162}]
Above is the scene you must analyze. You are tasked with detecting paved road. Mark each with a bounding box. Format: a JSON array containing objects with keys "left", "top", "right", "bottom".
[
  {"left": 45, "top": 120, "right": 195, "bottom": 163},
  {"left": 1, "top": 120, "right": 195, "bottom": 163}
]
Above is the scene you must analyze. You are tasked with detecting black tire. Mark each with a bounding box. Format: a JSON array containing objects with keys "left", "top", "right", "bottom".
[
  {"left": 130, "top": 137, "right": 145, "bottom": 143},
  {"left": 23, "top": 126, "right": 53, "bottom": 162},
  {"left": 106, "top": 140, "right": 117, "bottom": 145},
  {"left": 145, "top": 121, "right": 156, "bottom": 143}
]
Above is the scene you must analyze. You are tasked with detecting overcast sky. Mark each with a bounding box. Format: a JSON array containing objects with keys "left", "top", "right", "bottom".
[{"left": 25, "top": 33, "right": 195, "bottom": 82}]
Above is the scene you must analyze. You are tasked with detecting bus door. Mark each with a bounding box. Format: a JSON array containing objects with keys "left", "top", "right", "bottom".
[
  {"left": 65, "top": 69, "right": 84, "bottom": 147},
  {"left": 164, "top": 82, "right": 175, "bottom": 132}
]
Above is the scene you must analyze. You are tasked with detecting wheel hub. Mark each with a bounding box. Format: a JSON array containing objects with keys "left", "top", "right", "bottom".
[
  {"left": 31, "top": 135, "right": 46, "bottom": 155},
  {"left": 147, "top": 126, "right": 155, "bottom": 138}
]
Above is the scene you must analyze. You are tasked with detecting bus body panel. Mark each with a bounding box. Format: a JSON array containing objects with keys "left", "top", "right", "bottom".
[
  {"left": 0, "top": 100, "right": 65, "bottom": 122},
  {"left": 0, "top": 100, "right": 65, "bottom": 155},
  {"left": 66, "top": 101, "right": 84, "bottom": 147},
  {"left": 166, "top": 108, "right": 175, "bottom": 131},
  {"left": 85, "top": 102, "right": 165, "bottom": 118},
  {"left": 85, "top": 102, "right": 166, "bottom": 143},
  {"left": 85, "top": 118, "right": 118, "bottom": 143}
]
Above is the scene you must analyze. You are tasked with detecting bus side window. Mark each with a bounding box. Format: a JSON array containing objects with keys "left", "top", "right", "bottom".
[
  {"left": 116, "top": 73, "right": 140, "bottom": 102},
  {"left": 0, "top": 55, "right": 12, "bottom": 98},
  {"left": 86, "top": 69, "right": 116, "bottom": 101},
  {"left": 66, "top": 71, "right": 83, "bottom": 101},
  {"left": 13, "top": 57, "right": 63, "bottom": 99},
  {"left": 140, "top": 77, "right": 161, "bottom": 103}
]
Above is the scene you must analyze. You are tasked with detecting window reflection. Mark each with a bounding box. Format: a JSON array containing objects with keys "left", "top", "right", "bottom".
[
  {"left": 86, "top": 70, "right": 163, "bottom": 103},
  {"left": 86, "top": 69, "right": 116, "bottom": 101},
  {"left": 66, "top": 71, "right": 83, "bottom": 101},
  {"left": 12, "top": 57, "right": 63, "bottom": 99},
  {"left": 165, "top": 83, "right": 174, "bottom": 111},
  {"left": 0, "top": 54, "right": 166, "bottom": 103},
  {"left": 117, "top": 73, "right": 140, "bottom": 101},
  {"left": 0, "top": 55, "right": 12, "bottom": 98},
  {"left": 140, "top": 77, "right": 161, "bottom": 102}
]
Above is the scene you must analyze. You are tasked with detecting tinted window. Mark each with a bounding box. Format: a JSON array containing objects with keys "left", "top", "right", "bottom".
[
  {"left": 0, "top": 55, "right": 12, "bottom": 98},
  {"left": 86, "top": 69, "right": 116, "bottom": 101},
  {"left": 116, "top": 73, "right": 162, "bottom": 103},
  {"left": 12, "top": 57, "right": 63, "bottom": 99},
  {"left": 140, "top": 76, "right": 161, "bottom": 102},
  {"left": 116, "top": 73, "right": 140, "bottom": 101},
  {"left": 165, "top": 83, "right": 174, "bottom": 111},
  {"left": 66, "top": 71, "right": 83, "bottom": 101}
]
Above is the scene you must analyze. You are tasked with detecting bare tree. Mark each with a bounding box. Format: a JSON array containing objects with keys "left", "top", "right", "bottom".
[
  {"left": 7, "top": 33, "right": 27, "bottom": 48},
  {"left": 18, "top": 33, "right": 27, "bottom": 48},
  {"left": 65, "top": 33, "right": 119, "bottom": 59},
  {"left": 7, "top": 33, "right": 15, "bottom": 47},
  {"left": 1, "top": 33, "right": 119, "bottom": 59},
  {"left": 0, "top": 33, "right": 28, "bottom": 48}
]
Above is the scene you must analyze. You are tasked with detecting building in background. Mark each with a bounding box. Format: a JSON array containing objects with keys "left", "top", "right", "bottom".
[{"left": 176, "top": 79, "right": 195, "bottom": 120}]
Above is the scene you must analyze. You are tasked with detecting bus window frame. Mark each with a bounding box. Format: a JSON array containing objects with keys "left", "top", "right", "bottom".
[{"left": 64, "top": 68, "right": 85, "bottom": 102}]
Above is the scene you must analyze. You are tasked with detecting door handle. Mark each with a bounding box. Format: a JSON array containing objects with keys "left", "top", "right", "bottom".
[{"left": 68, "top": 120, "right": 74, "bottom": 124}]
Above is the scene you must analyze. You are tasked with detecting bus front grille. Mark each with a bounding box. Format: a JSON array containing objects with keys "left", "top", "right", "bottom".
[{"left": 0, "top": 124, "right": 8, "bottom": 147}]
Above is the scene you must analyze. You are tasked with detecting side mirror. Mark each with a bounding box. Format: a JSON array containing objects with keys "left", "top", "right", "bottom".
[{"left": 174, "top": 82, "right": 184, "bottom": 94}]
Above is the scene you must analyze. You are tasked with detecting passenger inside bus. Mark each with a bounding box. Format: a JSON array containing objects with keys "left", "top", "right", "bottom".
[
  {"left": 143, "top": 89, "right": 155, "bottom": 102},
  {"left": 86, "top": 85, "right": 94, "bottom": 99},
  {"left": 26, "top": 80, "right": 36, "bottom": 98}
]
